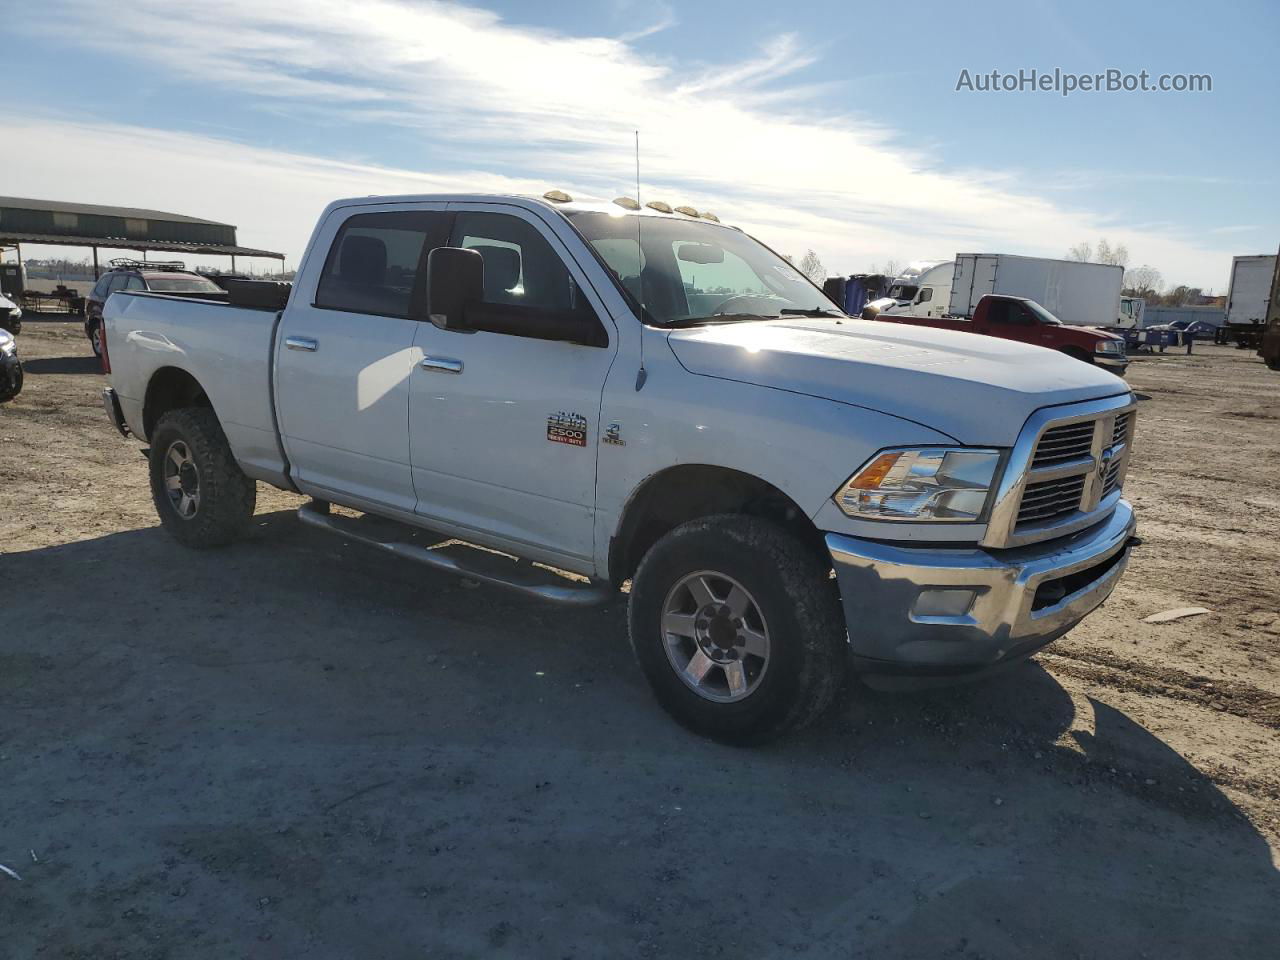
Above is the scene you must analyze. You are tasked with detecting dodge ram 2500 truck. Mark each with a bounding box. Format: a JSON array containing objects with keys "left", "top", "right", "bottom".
[
  {"left": 870, "top": 293, "right": 1129, "bottom": 374},
  {"left": 101, "top": 192, "right": 1138, "bottom": 742}
]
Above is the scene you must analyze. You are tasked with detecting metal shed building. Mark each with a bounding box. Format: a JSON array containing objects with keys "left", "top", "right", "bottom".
[{"left": 0, "top": 196, "right": 283, "bottom": 278}]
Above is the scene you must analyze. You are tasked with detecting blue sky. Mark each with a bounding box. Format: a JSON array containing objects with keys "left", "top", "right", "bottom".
[{"left": 7, "top": 0, "right": 1276, "bottom": 290}]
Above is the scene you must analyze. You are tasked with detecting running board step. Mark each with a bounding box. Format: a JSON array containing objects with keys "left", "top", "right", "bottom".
[{"left": 297, "top": 501, "right": 611, "bottom": 606}]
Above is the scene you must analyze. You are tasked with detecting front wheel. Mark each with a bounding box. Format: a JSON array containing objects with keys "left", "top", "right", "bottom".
[
  {"left": 88, "top": 321, "right": 103, "bottom": 357},
  {"left": 628, "top": 515, "right": 847, "bottom": 744},
  {"left": 148, "top": 407, "right": 256, "bottom": 548}
]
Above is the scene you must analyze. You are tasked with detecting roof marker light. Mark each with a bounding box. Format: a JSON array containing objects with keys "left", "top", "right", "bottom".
[
  {"left": 543, "top": 190, "right": 573, "bottom": 203},
  {"left": 674, "top": 205, "right": 700, "bottom": 218},
  {"left": 645, "top": 200, "right": 673, "bottom": 214},
  {"left": 613, "top": 196, "right": 641, "bottom": 210},
  {"left": 701, "top": 211, "right": 720, "bottom": 222}
]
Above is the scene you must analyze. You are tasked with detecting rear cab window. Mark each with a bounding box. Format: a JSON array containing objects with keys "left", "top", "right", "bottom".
[
  {"left": 315, "top": 210, "right": 452, "bottom": 318},
  {"left": 145, "top": 275, "right": 223, "bottom": 294}
]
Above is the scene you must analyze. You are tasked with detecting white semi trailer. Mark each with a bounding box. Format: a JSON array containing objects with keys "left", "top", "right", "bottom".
[{"left": 885, "top": 254, "right": 1127, "bottom": 329}]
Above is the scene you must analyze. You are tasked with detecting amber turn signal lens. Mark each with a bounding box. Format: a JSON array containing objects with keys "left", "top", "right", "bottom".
[{"left": 849, "top": 451, "right": 903, "bottom": 489}]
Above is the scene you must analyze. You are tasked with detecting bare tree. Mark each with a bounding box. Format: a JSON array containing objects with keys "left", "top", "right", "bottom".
[
  {"left": 1095, "top": 239, "right": 1129, "bottom": 268},
  {"left": 1161, "top": 284, "right": 1204, "bottom": 307},
  {"left": 869, "top": 259, "right": 901, "bottom": 279},
  {"left": 1068, "top": 239, "right": 1128, "bottom": 266},
  {"left": 1123, "top": 265, "right": 1162, "bottom": 299},
  {"left": 798, "top": 249, "right": 826, "bottom": 284}
]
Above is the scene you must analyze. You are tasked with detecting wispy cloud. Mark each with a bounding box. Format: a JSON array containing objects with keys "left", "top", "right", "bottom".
[
  {"left": 615, "top": 1, "right": 677, "bottom": 43},
  {"left": 11, "top": 0, "right": 1247, "bottom": 287}
]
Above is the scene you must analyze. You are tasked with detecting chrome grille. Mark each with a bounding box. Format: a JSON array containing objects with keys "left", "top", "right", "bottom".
[
  {"left": 1111, "top": 412, "right": 1131, "bottom": 445},
  {"left": 1031, "top": 421, "right": 1096, "bottom": 468},
  {"left": 986, "top": 396, "right": 1138, "bottom": 547},
  {"left": 1017, "top": 475, "right": 1087, "bottom": 525}
]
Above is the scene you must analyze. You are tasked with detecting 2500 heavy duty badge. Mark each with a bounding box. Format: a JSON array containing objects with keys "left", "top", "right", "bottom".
[{"left": 547, "top": 411, "right": 588, "bottom": 447}]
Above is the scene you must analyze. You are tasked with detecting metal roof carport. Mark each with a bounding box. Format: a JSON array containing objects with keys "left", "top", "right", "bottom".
[{"left": 0, "top": 196, "right": 284, "bottom": 279}]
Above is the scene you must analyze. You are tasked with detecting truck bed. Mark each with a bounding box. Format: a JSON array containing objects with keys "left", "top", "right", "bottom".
[{"left": 104, "top": 292, "right": 290, "bottom": 485}]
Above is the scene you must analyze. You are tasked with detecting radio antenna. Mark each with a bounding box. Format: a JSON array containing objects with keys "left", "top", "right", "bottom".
[{"left": 634, "top": 129, "right": 648, "bottom": 391}]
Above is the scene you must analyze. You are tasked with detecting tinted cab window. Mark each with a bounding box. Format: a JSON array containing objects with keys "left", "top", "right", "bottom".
[
  {"left": 316, "top": 211, "right": 451, "bottom": 318},
  {"left": 452, "top": 212, "right": 590, "bottom": 315},
  {"left": 986, "top": 300, "right": 1030, "bottom": 325}
]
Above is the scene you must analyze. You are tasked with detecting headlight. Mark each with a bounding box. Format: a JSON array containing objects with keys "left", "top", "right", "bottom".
[
  {"left": 0, "top": 336, "right": 15, "bottom": 357},
  {"left": 835, "top": 448, "right": 1002, "bottom": 522},
  {"left": 1095, "top": 340, "right": 1123, "bottom": 354}
]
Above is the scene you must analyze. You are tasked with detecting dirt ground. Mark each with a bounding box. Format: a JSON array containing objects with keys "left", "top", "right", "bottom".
[{"left": 2, "top": 316, "right": 1278, "bottom": 959}]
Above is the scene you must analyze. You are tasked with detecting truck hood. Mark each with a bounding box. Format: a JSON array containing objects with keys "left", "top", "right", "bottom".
[
  {"left": 1065, "top": 324, "right": 1124, "bottom": 342},
  {"left": 666, "top": 318, "right": 1128, "bottom": 444}
]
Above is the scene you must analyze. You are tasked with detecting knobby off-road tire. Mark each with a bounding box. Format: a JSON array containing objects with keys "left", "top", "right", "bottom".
[
  {"left": 148, "top": 407, "right": 256, "bottom": 549},
  {"left": 628, "top": 515, "right": 847, "bottom": 744}
]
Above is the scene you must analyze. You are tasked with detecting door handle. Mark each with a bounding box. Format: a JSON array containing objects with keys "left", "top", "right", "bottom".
[
  {"left": 421, "top": 356, "right": 463, "bottom": 374},
  {"left": 285, "top": 336, "right": 318, "bottom": 352}
]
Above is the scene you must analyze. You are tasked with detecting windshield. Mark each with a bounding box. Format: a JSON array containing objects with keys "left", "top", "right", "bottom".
[
  {"left": 565, "top": 211, "right": 839, "bottom": 325},
  {"left": 146, "top": 275, "right": 224, "bottom": 294},
  {"left": 1023, "top": 300, "right": 1064, "bottom": 325}
]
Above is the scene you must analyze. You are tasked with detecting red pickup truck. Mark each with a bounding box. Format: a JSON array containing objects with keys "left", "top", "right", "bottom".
[{"left": 871, "top": 295, "right": 1129, "bottom": 375}]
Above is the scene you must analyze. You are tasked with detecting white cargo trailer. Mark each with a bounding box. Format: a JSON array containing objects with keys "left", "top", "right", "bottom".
[
  {"left": 1225, "top": 254, "right": 1276, "bottom": 327},
  {"left": 947, "top": 254, "right": 1124, "bottom": 328}
]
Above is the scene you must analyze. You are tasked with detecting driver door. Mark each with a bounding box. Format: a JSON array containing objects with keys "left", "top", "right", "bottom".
[{"left": 407, "top": 205, "right": 616, "bottom": 567}]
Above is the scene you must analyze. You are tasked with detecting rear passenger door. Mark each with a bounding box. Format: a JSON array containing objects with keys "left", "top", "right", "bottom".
[{"left": 275, "top": 205, "right": 452, "bottom": 514}]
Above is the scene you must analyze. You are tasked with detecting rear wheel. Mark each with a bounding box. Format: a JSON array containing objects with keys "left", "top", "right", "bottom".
[
  {"left": 148, "top": 408, "right": 256, "bottom": 548},
  {"left": 628, "top": 515, "right": 847, "bottom": 743}
]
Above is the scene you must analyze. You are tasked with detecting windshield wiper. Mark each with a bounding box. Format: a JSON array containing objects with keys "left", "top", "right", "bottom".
[
  {"left": 663, "top": 313, "right": 771, "bottom": 329},
  {"left": 778, "top": 308, "right": 845, "bottom": 318}
]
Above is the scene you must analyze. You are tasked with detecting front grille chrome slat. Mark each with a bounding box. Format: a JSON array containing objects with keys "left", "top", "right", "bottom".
[
  {"left": 1017, "top": 474, "right": 1086, "bottom": 525},
  {"left": 1030, "top": 422, "right": 1097, "bottom": 468}
]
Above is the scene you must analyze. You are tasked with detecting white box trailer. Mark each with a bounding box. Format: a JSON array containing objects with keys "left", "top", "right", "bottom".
[
  {"left": 1225, "top": 254, "right": 1276, "bottom": 327},
  {"left": 948, "top": 254, "right": 1124, "bottom": 328}
]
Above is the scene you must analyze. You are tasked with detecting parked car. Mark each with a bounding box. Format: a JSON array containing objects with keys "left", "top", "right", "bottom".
[
  {"left": 0, "top": 328, "right": 22, "bottom": 403},
  {"left": 0, "top": 291, "right": 21, "bottom": 335},
  {"left": 84, "top": 261, "right": 227, "bottom": 357},
  {"left": 101, "top": 192, "right": 1138, "bottom": 742},
  {"left": 871, "top": 294, "right": 1129, "bottom": 373}
]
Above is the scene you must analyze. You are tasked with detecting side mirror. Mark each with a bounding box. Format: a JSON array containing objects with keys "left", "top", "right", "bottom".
[{"left": 426, "top": 246, "right": 484, "bottom": 331}]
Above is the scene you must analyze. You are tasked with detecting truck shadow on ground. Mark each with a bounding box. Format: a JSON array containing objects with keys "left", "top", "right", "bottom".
[
  {"left": 20, "top": 355, "right": 102, "bottom": 375},
  {"left": 2, "top": 509, "right": 1277, "bottom": 959}
]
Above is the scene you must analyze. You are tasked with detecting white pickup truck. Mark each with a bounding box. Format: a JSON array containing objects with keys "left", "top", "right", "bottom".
[{"left": 102, "top": 192, "right": 1137, "bottom": 742}]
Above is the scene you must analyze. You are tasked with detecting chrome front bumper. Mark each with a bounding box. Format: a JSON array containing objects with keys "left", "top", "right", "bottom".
[
  {"left": 1094, "top": 354, "right": 1129, "bottom": 374},
  {"left": 827, "top": 500, "right": 1135, "bottom": 676}
]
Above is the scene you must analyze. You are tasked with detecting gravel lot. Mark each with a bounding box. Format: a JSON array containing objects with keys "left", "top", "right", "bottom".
[{"left": 2, "top": 317, "right": 1278, "bottom": 958}]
